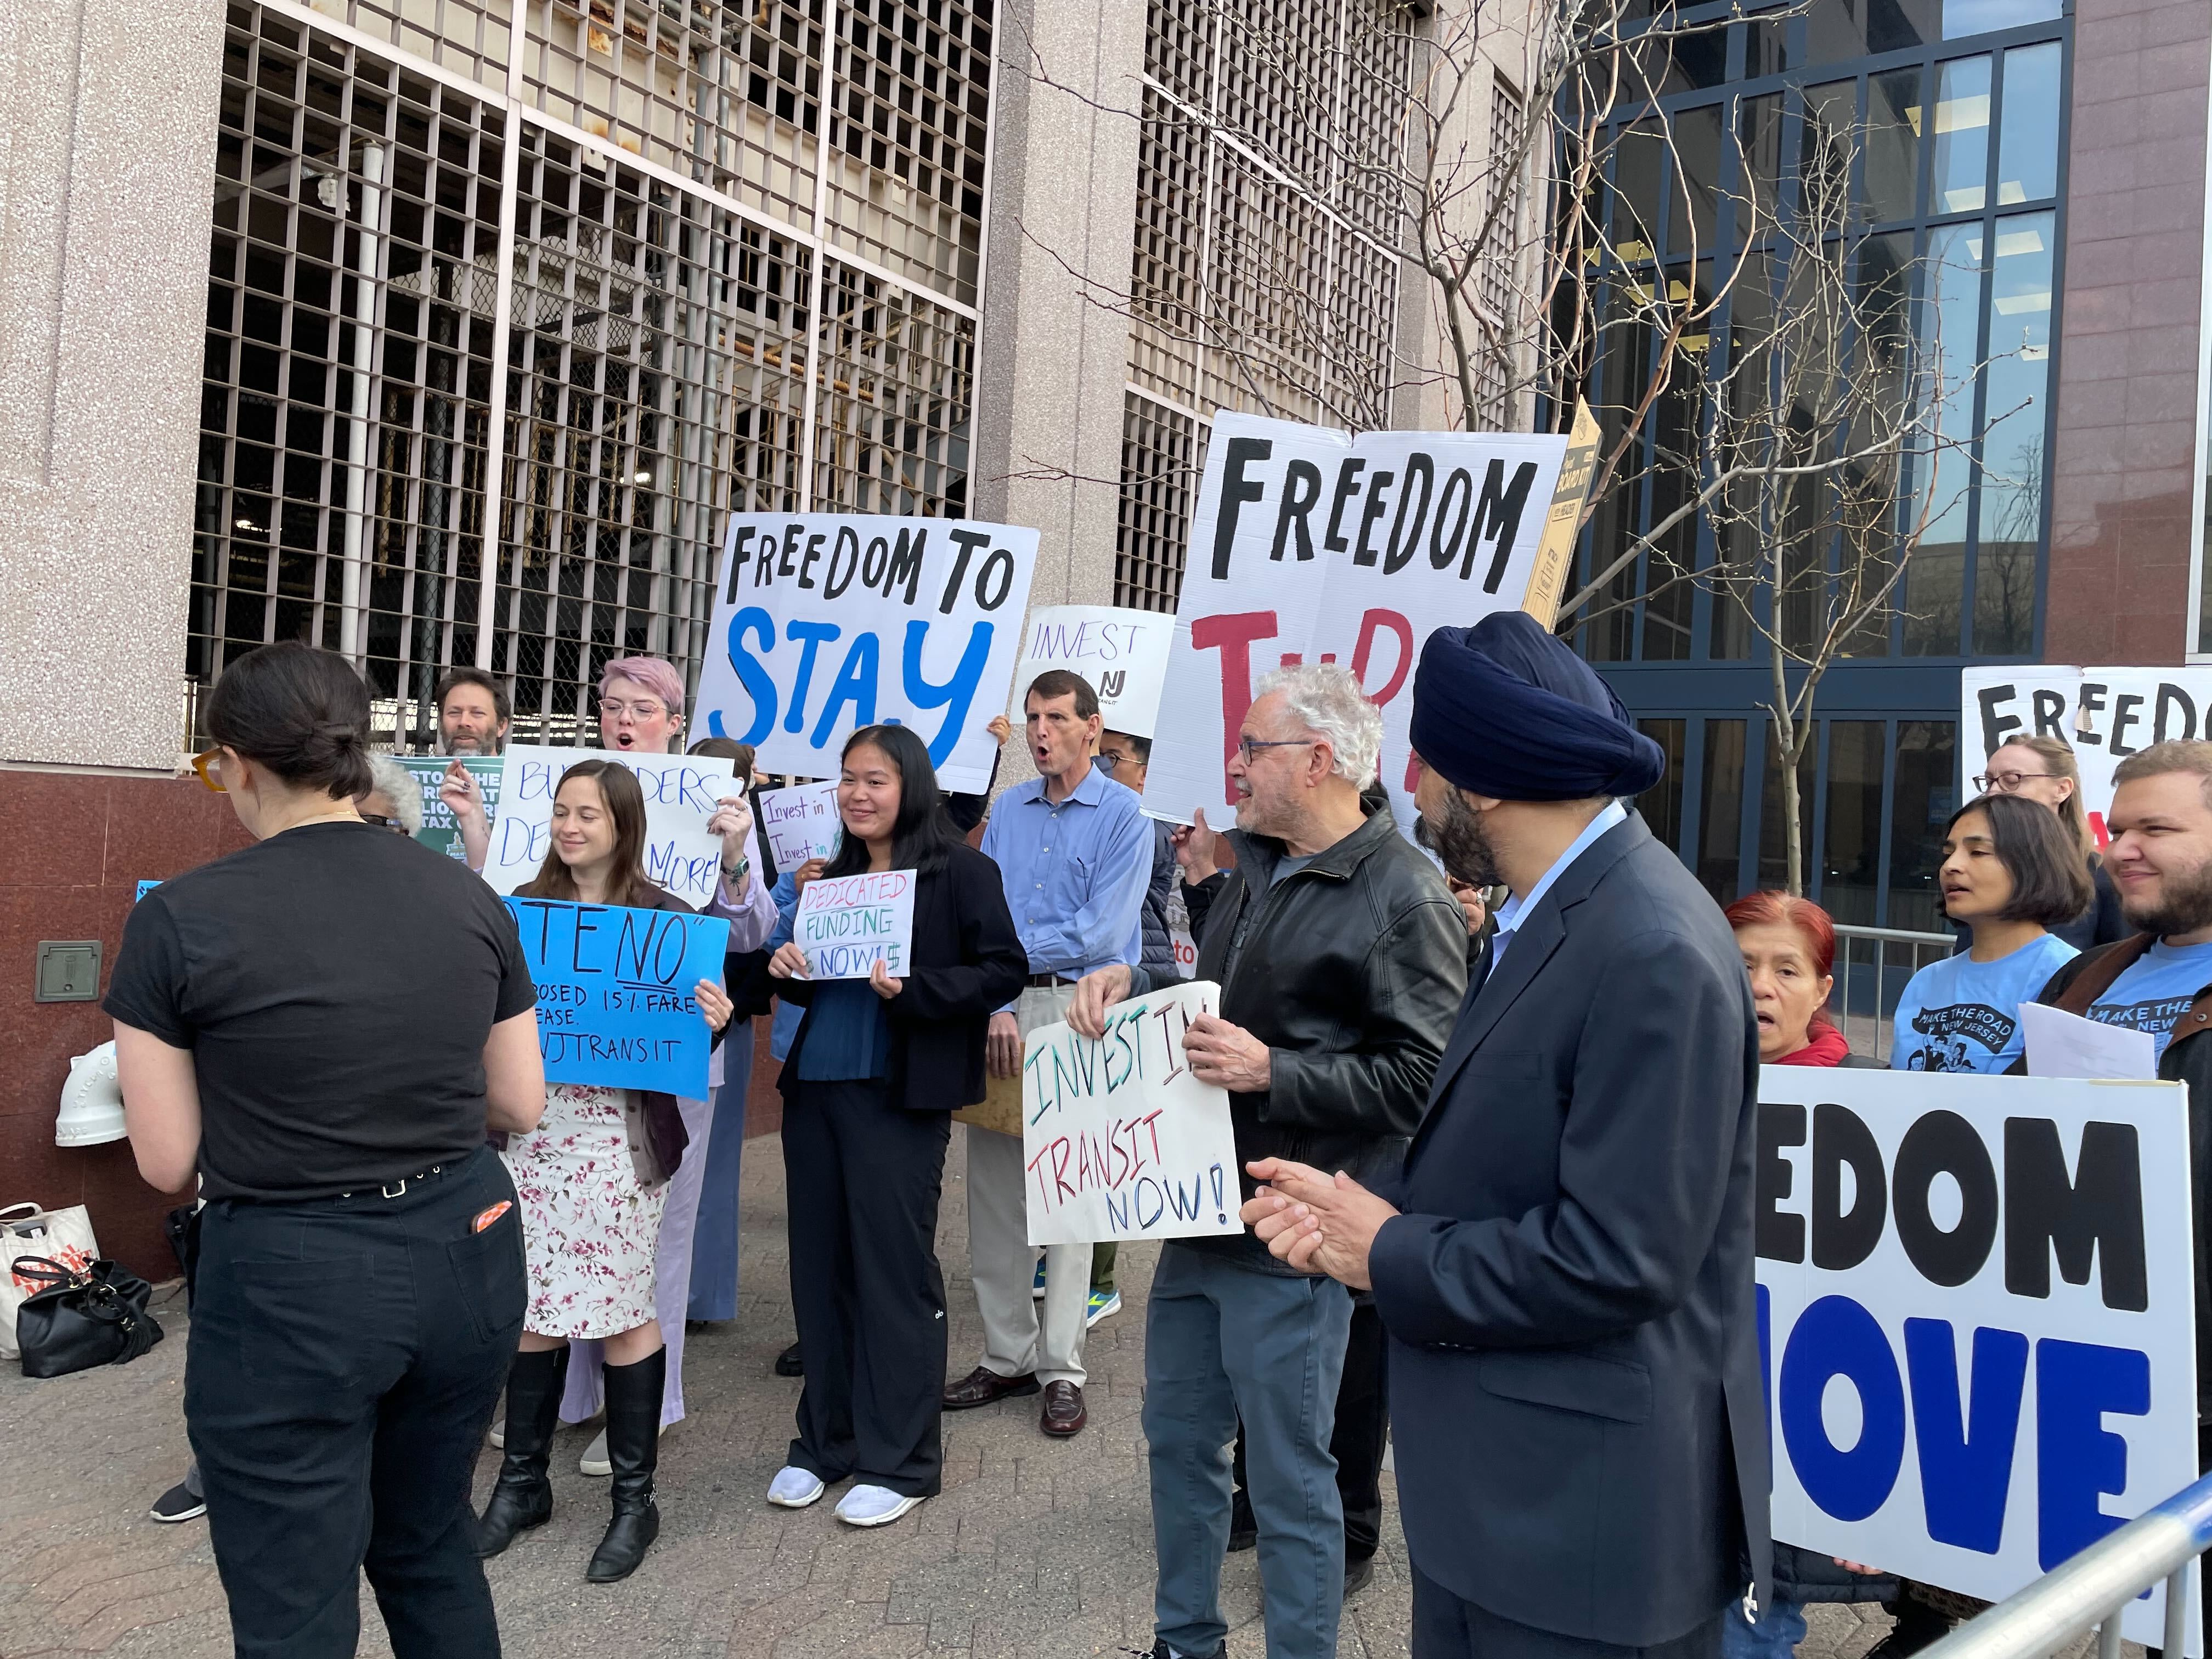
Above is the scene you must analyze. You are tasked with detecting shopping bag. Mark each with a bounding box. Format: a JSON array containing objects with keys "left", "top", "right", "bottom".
[{"left": 1, "top": 1202, "right": 101, "bottom": 1361}]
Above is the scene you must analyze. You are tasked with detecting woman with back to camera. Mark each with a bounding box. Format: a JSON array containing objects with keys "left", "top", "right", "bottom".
[
  {"left": 106, "top": 641, "right": 544, "bottom": 1658},
  {"left": 1974, "top": 734, "right": 2127, "bottom": 948},
  {"left": 763, "top": 724, "right": 1026, "bottom": 1528},
  {"left": 1891, "top": 792, "right": 2089, "bottom": 1074},
  {"left": 475, "top": 758, "right": 735, "bottom": 1581}
]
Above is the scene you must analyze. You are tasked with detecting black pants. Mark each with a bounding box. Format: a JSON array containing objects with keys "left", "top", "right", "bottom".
[
  {"left": 1413, "top": 1565, "right": 1726, "bottom": 1659},
  {"left": 187, "top": 1146, "right": 524, "bottom": 1658},
  {"left": 783, "top": 1080, "right": 952, "bottom": 1496},
  {"left": 1233, "top": 1297, "right": 1391, "bottom": 1560}
]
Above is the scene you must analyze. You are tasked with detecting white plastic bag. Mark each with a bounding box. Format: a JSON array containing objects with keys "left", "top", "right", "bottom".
[{"left": 1, "top": 1201, "right": 101, "bottom": 1361}]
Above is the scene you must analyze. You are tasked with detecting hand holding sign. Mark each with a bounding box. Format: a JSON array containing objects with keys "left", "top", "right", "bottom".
[{"left": 792, "top": 868, "right": 916, "bottom": 980}]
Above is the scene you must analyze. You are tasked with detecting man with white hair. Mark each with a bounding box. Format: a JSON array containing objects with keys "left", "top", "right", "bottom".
[{"left": 1069, "top": 663, "right": 1466, "bottom": 1659}]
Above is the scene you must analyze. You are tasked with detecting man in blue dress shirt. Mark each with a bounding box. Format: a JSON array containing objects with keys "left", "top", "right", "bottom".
[{"left": 943, "top": 669, "right": 1151, "bottom": 1437}]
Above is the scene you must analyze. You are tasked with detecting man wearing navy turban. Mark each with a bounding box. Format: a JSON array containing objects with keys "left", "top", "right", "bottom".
[{"left": 1244, "top": 612, "right": 1770, "bottom": 1659}]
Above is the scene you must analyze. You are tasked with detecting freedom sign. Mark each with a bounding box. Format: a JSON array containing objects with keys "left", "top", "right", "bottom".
[
  {"left": 1021, "top": 981, "right": 1240, "bottom": 1246},
  {"left": 1962, "top": 665, "right": 2212, "bottom": 845},
  {"left": 1141, "top": 416, "right": 1570, "bottom": 829},
  {"left": 693, "top": 514, "right": 1040, "bottom": 794},
  {"left": 1756, "top": 1069, "right": 2198, "bottom": 1646},
  {"left": 504, "top": 896, "right": 731, "bottom": 1098},
  {"left": 485, "top": 746, "right": 737, "bottom": 907},
  {"left": 1010, "top": 605, "right": 1175, "bottom": 738}
]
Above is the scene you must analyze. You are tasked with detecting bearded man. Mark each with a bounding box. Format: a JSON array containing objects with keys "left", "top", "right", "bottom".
[{"left": 1244, "top": 611, "right": 1771, "bottom": 1659}]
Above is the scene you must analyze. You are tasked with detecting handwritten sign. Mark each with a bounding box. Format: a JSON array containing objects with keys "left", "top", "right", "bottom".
[
  {"left": 1141, "top": 415, "right": 1571, "bottom": 830},
  {"left": 394, "top": 757, "right": 503, "bottom": 861},
  {"left": 1962, "top": 665, "right": 2212, "bottom": 845},
  {"left": 484, "top": 746, "right": 736, "bottom": 907},
  {"left": 793, "top": 868, "right": 916, "bottom": 980},
  {"left": 1020, "top": 981, "right": 1239, "bottom": 1246},
  {"left": 1011, "top": 605, "right": 1175, "bottom": 738},
  {"left": 504, "top": 896, "right": 731, "bottom": 1097},
  {"left": 693, "top": 512, "right": 1041, "bottom": 793},
  {"left": 757, "top": 780, "right": 841, "bottom": 873},
  {"left": 1757, "top": 1069, "right": 2199, "bottom": 1649}
]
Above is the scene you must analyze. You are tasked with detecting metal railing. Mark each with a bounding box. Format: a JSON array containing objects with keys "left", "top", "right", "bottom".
[
  {"left": 1827, "top": 922, "right": 1957, "bottom": 1064},
  {"left": 1921, "top": 1470, "right": 2211, "bottom": 1659}
]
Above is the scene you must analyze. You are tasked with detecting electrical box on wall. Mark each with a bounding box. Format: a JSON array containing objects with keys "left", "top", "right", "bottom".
[{"left": 34, "top": 941, "right": 100, "bottom": 1003}]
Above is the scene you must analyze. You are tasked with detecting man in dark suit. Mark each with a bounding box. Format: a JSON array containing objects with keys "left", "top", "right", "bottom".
[{"left": 1244, "top": 612, "right": 1770, "bottom": 1659}]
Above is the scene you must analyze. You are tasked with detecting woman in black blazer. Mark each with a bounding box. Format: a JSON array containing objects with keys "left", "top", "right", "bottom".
[{"left": 761, "top": 723, "right": 1025, "bottom": 1528}]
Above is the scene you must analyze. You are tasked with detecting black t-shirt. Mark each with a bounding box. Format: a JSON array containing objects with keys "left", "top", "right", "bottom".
[{"left": 104, "top": 820, "right": 537, "bottom": 1201}]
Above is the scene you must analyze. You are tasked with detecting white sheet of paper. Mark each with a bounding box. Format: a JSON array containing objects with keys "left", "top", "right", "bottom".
[
  {"left": 793, "top": 868, "right": 916, "bottom": 980},
  {"left": 756, "top": 781, "right": 841, "bottom": 872},
  {"left": 2020, "top": 1000, "right": 2158, "bottom": 1080}
]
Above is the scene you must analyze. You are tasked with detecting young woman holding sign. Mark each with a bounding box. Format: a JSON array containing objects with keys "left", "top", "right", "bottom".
[
  {"left": 764, "top": 724, "right": 1026, "bottom": 1528},
  {"left": 477, "top": 760, "right": 737, "bottom": 1583}
]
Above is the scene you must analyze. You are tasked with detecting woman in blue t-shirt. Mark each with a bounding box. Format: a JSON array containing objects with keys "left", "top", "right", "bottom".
[{"left": 1892, "top": 793, "right": 2094, "bottom": 1073}]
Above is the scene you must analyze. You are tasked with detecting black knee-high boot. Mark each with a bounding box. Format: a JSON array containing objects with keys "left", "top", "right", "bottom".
[
  {"left": 586, "top": 1348, "right": 664, "bottom": 1583},
  {"left": 477, "top": 1344, "right": 569, "bottom": 1558}
]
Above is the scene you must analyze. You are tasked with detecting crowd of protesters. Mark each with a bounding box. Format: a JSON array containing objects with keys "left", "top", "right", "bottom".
[{"left": 99, "top": 621, "right": 2212, "bottom": 1659}]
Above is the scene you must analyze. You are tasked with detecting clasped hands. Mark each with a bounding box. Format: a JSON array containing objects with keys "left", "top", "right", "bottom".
[{"left": 1238, "top": 1159, "right": 1397, "bottom": 1291}]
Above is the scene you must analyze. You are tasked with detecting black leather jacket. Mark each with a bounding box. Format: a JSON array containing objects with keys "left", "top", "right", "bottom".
[{"left": 1170, "top": 804, "right": 1468, "bottom": 1232}]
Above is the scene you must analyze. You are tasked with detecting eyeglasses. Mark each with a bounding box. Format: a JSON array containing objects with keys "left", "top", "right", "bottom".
[
  {"left": 190, "top": 748, "right": 226, "bottom": 794},
  {"left": 1973, "top": 770, "right": 2060, "bottom": 792},
  {"left": 1094, "top": 753, "right": 1122, "bottom": 775},
  {"left": 1235, "top": 736, "right": 1317, "bottom": 764},
  {"left": 600, "top": 699, "right": 668, "bottom": 720},
  {"left": 359, "top": 813, "right": 411, "bottom": 834}
]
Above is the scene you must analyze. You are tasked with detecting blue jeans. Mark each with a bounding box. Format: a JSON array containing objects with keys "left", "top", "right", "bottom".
[
  {"left": 1144, "top": 1243, "right": 1355, "bottom": 1659},
  {"left": 1721, "top": 1598, "right": 1805, "bottom": 1659}
]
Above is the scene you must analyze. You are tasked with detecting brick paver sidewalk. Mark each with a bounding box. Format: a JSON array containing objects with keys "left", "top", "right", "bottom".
[{"left": 2, "top": 1127, "right": 1904, "bottom": 1657}]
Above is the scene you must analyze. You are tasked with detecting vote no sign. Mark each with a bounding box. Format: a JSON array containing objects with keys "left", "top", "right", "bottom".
[{"left": 1756, "top": 1070, "right": 2199, "bottom": 1647}]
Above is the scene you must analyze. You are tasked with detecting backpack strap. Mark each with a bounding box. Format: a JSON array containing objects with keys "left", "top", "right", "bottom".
[{"left": 2051, "top": 935, "right": 2154, "bottom": 1017}]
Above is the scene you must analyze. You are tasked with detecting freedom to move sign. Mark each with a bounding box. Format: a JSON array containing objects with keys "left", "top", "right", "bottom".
[
  {"left": 505, "top": 896, "right": 731, "bottom": 1099},
  {"left": 793, "top": 868, "right": 916, "bottom": 980},
  {"left": 1022, "top": 981, "right": 1239, "bottom": 1246}
]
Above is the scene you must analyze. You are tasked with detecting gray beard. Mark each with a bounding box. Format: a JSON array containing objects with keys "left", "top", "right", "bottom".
[
  {"left": 1415, "top": 787, "right": 1500, "bottom": 888},
  {"left": 2121, "top": 856, "right": 2212, "bottom": 940}
]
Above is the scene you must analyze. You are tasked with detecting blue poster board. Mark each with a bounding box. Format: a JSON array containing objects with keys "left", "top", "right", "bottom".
[{"left": 503, "top": 897, "right": 731, "bottom": 1098}]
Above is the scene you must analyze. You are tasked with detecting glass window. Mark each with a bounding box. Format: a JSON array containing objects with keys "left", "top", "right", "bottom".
[
  {"left": 1887, "top": 720, "right": 1957, "bottom": 930},
  {"left": 1739, "top": 93, "right": 1786, "bottom": 235},
  {"left": 1974, "top": 208, "right": 2052, "bottom": 654},
  {"left": 1699, "top": 719, "right": 1748, "bottom": 900},
  {"left": 1996, "top": 42, "right": 2061, "bottom": 205},
  {"left": 1638, "top": 720, "right": 1689, "bottom": 851},
  {"left": 1747, "top": 14, "right": 1793, "bottom": 79},
  {"left": 1820, "top": 722, "right": 1886, "bottom": 923},
  {"left": 1799, "top": 80, "right": 1858, "bottom": 210},
  {"left": 1904, "top": 221, "right": 1985, "bottom": 654},
  {"left": 1866, "top": 0, "right": 1941, "bottom": 54},
  {"left": 1865, "top": 69, "right": 1923, "bottom": 225},
  {"left": 1671, "top": 105, "right": 1724, "bottom": 255},
  {"left": 1943, "top": 0, "right": 2063, "bottom": 36},
  {"left": 1613, "top": 121, "right": 1667, "bottom": 260},
  {"left": 1929, "top": 55, "right": 1993, "bottom": 214}
]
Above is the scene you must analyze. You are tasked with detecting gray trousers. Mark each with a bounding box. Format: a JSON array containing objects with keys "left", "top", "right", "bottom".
[{"left": 962, "top": 983, "right": 1091, "bottom": 1387}]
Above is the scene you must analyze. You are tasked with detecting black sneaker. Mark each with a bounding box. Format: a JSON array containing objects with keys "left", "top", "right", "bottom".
[
  {"left": 1128, "top": 1644, "right": 1226, "bottom": 1659},
  {"left": 149, "top": 1481, "right": 206, "bottom": 1523},
  {"left": 774, "top": 1341, "right": 804, "bottom": 1378},
  {"left": 1345, "top": 1555, "right": 1375, "bottom": 1597},
  {"left": 1227, "top": 1489, "right": 1256, "bottom": 1553}
]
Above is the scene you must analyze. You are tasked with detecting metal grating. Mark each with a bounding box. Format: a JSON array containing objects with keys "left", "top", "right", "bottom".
[
  {"left": 1115, "top": 390, "right": 1204, "bottom": 613},
  {"left": 311, "top": 0, "right": 514, "bottom": 88},
  {"left": 1474, "top": 74, "right": 1526, "bottom": 428},
  {"left": 812, "top": 261, "right": 974, "bottom": 516}
]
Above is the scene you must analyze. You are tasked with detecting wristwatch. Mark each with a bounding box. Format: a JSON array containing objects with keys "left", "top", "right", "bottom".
[{"left": 721, "top": 855, "right": 751, "bottom": 884}]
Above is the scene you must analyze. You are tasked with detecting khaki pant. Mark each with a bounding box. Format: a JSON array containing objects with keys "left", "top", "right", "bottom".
[{"left": 963, "top": 983, "right": 1092, "bottom": 1387}]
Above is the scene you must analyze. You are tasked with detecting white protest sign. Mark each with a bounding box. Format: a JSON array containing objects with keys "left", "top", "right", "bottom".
[
  {"left": 1141, "top": 415, "right": 1570, "bottom": 829},
  {"left": 486, "top": 746, "right": 736, "bottom": 907},
  {"left": 693, "top": 513, "right": 1040, "bottom": 794},
  {"left": 1010, "top": 605, "right": 1175, "bottom": 738},
  {"left": 1020, "top": 981, "right": 1240, "bottom": 1246},
  {"left": 2019, "top": 1003, "right": 2158, "bottom": 1081},
  {"left": 1962, "top": 665, "right": 2212, "bottom": 845},
  {"left": 1757, "top": 1069, "right": 2199, "bottom": 1647},
  {"left": 756, "top": 781, "right": 840, "bottom": 872},
  {"left": 793, "top": 868, "right": 916, "bottom": 980}
]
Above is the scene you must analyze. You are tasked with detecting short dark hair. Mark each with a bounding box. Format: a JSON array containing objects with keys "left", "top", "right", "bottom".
[
  {"left": 687, "top": 737, "right": 755, "bottom": 781},
  {"left": 1025, "top": 669, "right": 1099, "bottom": 720},
  {"left": 1102, "top": 730, "right": 1152, "bottom": 764},
  {"left": 433, "top": 666, "right": 511, "bottom": 726},
  {"left": 2113, "top": 739, "right": 2212, "bottom": 808},
  {"left": 822, "top": 724, "right": 961, "bottom": 877},
  {"left": 205, "top": 641, "right": 375, "bottom": 799},
  {"left": 1947, "top": 792, "right": 2094, "bottom": 927}
]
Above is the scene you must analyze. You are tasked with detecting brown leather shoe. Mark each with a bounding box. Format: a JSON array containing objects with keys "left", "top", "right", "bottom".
[
  {"left": 941, "top": 1365, "right": 1040, "bottom": 1410},
  {"left": 1040, "top": 1380, "right": 1087, "bottom": 1436}
]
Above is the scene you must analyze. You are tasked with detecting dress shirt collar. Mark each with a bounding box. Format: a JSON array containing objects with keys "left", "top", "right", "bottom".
[
  {"left": 1489, "top": 799, "right": 1628, "bottom": 966},
  {"left": 1013, "top": 760, "right": 1114, "bottom": 810}
]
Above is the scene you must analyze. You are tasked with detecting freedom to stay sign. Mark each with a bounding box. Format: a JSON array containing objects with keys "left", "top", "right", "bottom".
[
  {"left": 1142, "top": 416, "right": 1570, "bottom": 829},
  {"left": 693, "top": 514, "right": 1040, "bottom": 794},
  {"left": 1010, "top": 605, "right": 1174, "bottom": 738},
  {"left": 484, "top": 746, "right": 737, "bottom": 907},
  {"left": 793, "top": 868, "right": 916, "bottom": 980},
  {"left": 1757, "top": 1069, "right": 2198, "bottom": 1646},
  {"left": 504, "top": 896, "right": 731, "bottom": 1098},
  {"left": 1962, "top": 665, "right": 2212, "bottom": 845},
  {"left": 1021, "top": 981, "right": 1239, "bottom": 1247}
]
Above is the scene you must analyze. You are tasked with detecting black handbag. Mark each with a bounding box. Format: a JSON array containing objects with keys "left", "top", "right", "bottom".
[{"left": 12, "top": 1255, "right": 165, "bottom": 1379}]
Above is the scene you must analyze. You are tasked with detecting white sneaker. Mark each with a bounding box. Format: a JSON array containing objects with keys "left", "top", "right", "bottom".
[
  {"left": 835, "top": 1483, "right": 924, "bottom": 1527},
  {"left": 487, "top": 1418, "right": 505, "bottom": 1449},
  {"left": 767, "top": 1465, "right": 826, "bottom": 1508},
  {"left": 582, "top": 1420, "right": 666, "bottom": 1476}
]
